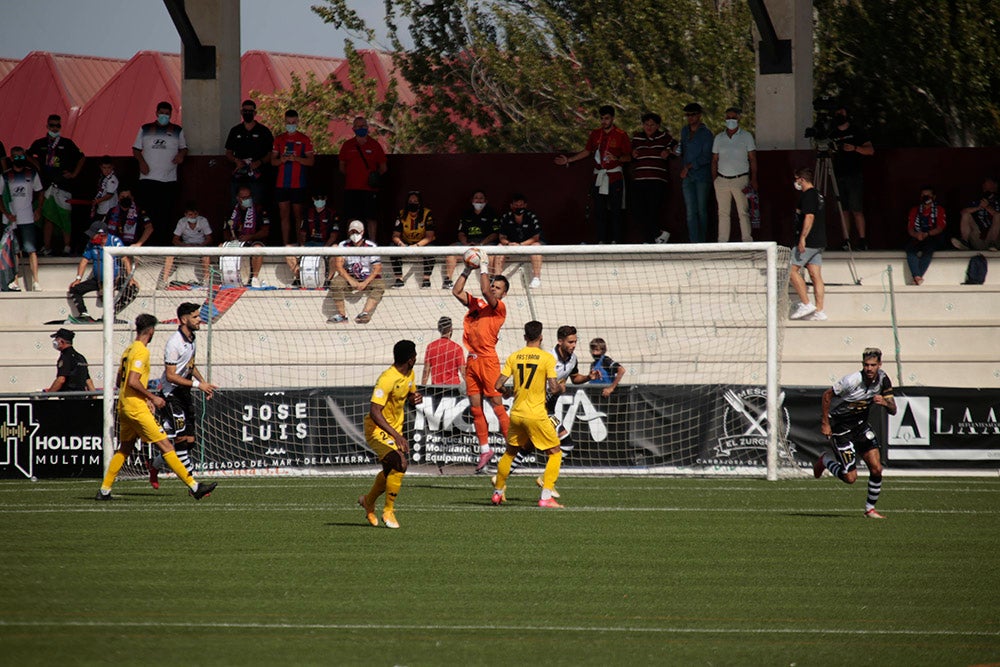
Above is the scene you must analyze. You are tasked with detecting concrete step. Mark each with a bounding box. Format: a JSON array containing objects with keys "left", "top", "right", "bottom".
[{"left": 814, "top": 250, "right": 1000, "bottom": 286}]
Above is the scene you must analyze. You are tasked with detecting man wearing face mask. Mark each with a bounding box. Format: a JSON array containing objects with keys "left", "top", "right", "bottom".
[
  {"left": 711, "top": 106, "right": 757, "bottom": 242},
  {"left": 272, "top": 109, "right": 316, "bottom": 282},
  {"left": 327, "top": 220, "right": 385, "bottom": 324},
  {"left": 46, "top": 328, "right": 94, "bottom": 393},
  {"left": 829, "top": 106, "right": 874, "bottom": 250},
  {"left": 789, "top": 167, "right": 828, "bottom": 320},
  {"left": 442, "top": 190, "right": 500, "bottom": 288},
  {"left": 160, "top": 202, "right": 214, "bottom": 286},
  {"left": 338, "top": 116, "right": 388, "bottom": 243},
  {"left": 224, "top": 100, "right": 275, "bottom": 207},
  {"left": 952, "top": 176, "right": 1000, "bottom": 251},
  {"left": 27, "top": 114, "right": 85, "bottom": 257},
  {"left": 132, "top": 101, "right": 187, "bottom": 246},
  {"left": 224, "top": 185, "right": 271, "bottom": 288},
  {"left": 102, "top": 187, "right": 153, "bottom": 248},
  {"left": 496, "top": 194, "right": 544, "bottom": 288},
  {"left": 904, "top": 186, "right": 947, "bottom": 286},
  {"left": 0, "top": 146, "right": 45, "bottom": 290},
  {"left": 390, "top": 191, "right": 436, "bottom": 288},
  {"left": 299, "top": 193, "right": 340, "bottom": 283}
]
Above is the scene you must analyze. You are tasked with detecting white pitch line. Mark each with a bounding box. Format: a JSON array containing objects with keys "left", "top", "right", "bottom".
[{"left": 0, "top": 619, "right": 996, "bottom": 638}]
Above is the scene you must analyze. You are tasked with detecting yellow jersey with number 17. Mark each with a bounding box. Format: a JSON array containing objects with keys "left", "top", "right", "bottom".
[
  {"left": 501, "top": 345, "right": 557, "bottom": 421},
  {"left": 117, "top": 340, "right": 152, "bottom": 412}
]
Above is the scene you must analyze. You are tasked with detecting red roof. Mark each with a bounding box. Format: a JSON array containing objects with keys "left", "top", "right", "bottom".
[
  {"left": 72, "top": 52, "right": 182, "bottom": 156},
  {"left": 0, "top": 49, "right": 412, "bottom": 156},
  {"left": 0, "top": 52, "right": 124, "bottom": 150}
]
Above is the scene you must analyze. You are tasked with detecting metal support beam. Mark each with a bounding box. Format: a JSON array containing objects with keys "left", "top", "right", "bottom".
[
  {"left": 163, "top": 0, "right": 217, "bottom": 79},
  {"left": 748, "top": 0, "right": 792, "bottom": 74}
]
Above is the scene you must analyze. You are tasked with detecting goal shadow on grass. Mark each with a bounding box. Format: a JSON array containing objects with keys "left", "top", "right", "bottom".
[{"left": 784, "top": 512, "right": 851, "bottom": 519}]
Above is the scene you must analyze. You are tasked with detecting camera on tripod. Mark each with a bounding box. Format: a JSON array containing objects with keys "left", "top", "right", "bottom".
[{"left": 804, "top": 96, "right": 841, "bottom": 155}]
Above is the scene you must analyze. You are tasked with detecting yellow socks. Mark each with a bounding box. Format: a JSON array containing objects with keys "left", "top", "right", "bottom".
[
  {"left": 100, "top": 451, "right": 127, "bottom": 492},
  {"left": 494, "top": 451, "right": 514, "bottom": 491},
  {"left": 542, "top": 451, "right": 563, "bottom": 490},
  {"left": 163, "top": 450, "right": 197, "bottom": 490},
  {"left": 366, "top": 471, "right": 387, "bottom": 507},
  {"left": 384, "top": 470, "right": 404, "bottom": 511}
]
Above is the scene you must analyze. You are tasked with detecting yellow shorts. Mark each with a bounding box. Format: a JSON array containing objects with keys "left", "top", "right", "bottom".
[
  {"left": 508, "top": 413, "right": 560, "bottom": 452},
  {"left": 366, "top": 427, "right": 398, "bottom": 461},
  {"left": 118, "top": 405, "right": 168, "bottom": 445}
]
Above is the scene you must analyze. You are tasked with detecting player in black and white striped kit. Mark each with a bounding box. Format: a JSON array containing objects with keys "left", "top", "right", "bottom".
[
  {"left": 815, "top": 347, "right": 897, "bottom": 519},
  {"left": 148, "top": 302, "right": 217, "bottom": 487},
  {"left": 497, "top": 325, "right": 597, "bottom": 497}
]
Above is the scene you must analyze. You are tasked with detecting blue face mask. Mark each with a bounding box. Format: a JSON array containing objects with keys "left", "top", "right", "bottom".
[
  {"left": 157, "top": 113, "right": 171, "bottom": 126},
  {"left": 314, "top": 199, "right": 326, "bottom": 209},
  {"left": 241, "top": 198, "right": 253, "bottom": 208},
  {"left": 285, "top": 124, "right": 297, "bottom": 134},
  {"left": 48, "top": 130, "right": 60, "bottom": 139},
  {"left": 354, "top": 127, "right": 369, "bottom": 138}
]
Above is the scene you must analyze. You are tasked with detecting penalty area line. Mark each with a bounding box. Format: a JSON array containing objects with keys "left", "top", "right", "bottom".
[{"left": 0, "top": 619, "right": 997, "bottom": 638}]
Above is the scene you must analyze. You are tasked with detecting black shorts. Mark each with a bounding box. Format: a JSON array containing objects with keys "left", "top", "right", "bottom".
[
  {"left": 158, "top": 389, "right": 196, "bottom": 441},
  {"left": 343, "top": 189, "right": 379, "bottom": 223},
  {"left": 275, "top": 188, "right": 308, "bottom": 204},
  {"left": 829, "top": 421, "right": 878, "bottom": 472}
]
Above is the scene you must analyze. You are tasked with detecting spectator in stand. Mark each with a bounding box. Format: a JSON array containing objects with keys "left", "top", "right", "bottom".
[
  {"left": 554, "top": 104, "right": 631, "bottom": 244},
  {"left": 224, "top": 185, "right": 271, "bottom": 288},
  {"left": 0, "top": 147, "right": 45, "bottom": 291},
  {"left": 297, "top": 192, "right": 340, "bottom": 284},
  {"left": 327, "top": 220, "right": 385, "bottom": 324},
  {"left": 338, "top": 116, "right": 388, "bottom": 243},
  {"left": 46, "top": 328, "right": 95, "bottom": 393},
  {"left": 443, "top": 190, "right": 500, "bottom": 288},
  {"left": 829, "top": 105, "right": 875, "bottom": 250},
  {"left": 102, "top": 186, "right": 153, "bottom": 248},
  {"left": 789, "top": 167, "right": 828, "bottom": 320},
  {"left": 390, "top": 190, "right": 436, "bottom": 288},
  {"left": 224, "top": 99, "right": 274, "bottom": 206},
  {"left": 496, "top": 193, "right": 544, "bottom": 288},
  {"left": 588, "top": 337, "right": 626, "bottom": 397},
  {"left": 630, "top": 112, "right": 676, "bottom": 244},
  {"left": 68, "top": 221, "right": 137, "bottom": 323},
  {"left": 422, "top": 316, "right": 466, "bottom": 386},
  {"left": 712, "top": 106, "right": 758, "bottom": 242},
  {"left": 904, "top": 185, "right": 948, "bottom": 286},
  {"left": 27, "top": 114, "right": 84, "bottom": 256},
  {"left": 133, "top": 101, "right": 187, "bottom": 246},
  {"left": 678, "top": 103, "right": 713, "bottom": 243},
  {"left": 952, "top": 175, "right": 1000, "bottom": 251},
  {"left": 161, "top": 202, "right": 214, "bottom": 287},
  {"left": 271, "top": 108, "right": 315, "bottom": 279},
  {"left": 90, "top": 156, "right": 118, "bottom": 221}
]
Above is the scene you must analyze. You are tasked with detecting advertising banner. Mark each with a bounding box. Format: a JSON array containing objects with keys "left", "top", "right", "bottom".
[{"left": 0, "top": 398, "right": 103, "bottom": 479}]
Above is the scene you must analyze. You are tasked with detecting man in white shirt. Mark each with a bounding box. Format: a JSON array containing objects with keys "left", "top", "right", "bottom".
[
  {"left": 0, "top": 147, "right": 45, "bottom": 290},
  {"left": 133, "top": 101, "right": 187, "bottom": 245},
  {"left": 711, "top": 106, "right": 757, "bottom": 242}
]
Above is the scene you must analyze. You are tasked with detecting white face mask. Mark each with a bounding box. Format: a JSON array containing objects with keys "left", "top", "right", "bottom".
[
  {"left": 285, "top": 124, "right": 297, "bottom": 134},
  {"left": 241, "top": 198, "right": 253, "bottom": 208},
  {"left": 725, "top": 118, "right": 739, "bottom": 130},
  {"left": 349, "top": 232, "right": 363, "bottom": 244},
  {"left": 52, "top": 340, "right": 61, "bottom": 350},
  {"left": 314, "top": 199, "right": 326, "bottom": 210},
  {"left": 186, "top": 216, "right": 198, "bottom": 224},
  {"left": 472, "top": 202, "right": 486, "bottom": 212},
  {"left": 793, "top": 181, "right": 803, "bottom": 191}
]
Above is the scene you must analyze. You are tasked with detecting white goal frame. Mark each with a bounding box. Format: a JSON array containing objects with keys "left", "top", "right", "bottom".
[{"left": 102, "top": 242, "right": 790, "bottom": 480}]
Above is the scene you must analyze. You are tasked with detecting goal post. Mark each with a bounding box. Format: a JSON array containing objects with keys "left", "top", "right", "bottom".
[{"left": 101, "top": 242, "right": 803, "bottom": 480}]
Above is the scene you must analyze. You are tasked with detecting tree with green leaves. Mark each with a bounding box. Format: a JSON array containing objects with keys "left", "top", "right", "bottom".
[
  {"left": 310, "top": 0, "right": 756, "bottom": 152},
  {"left": 814, "top": 0, "right": 1000, "bottom": 147}
]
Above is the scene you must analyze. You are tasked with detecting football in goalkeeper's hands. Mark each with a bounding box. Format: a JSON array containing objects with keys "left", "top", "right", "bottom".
[{"left": 463, "top": 247, "right": 482, "bottom": 268}]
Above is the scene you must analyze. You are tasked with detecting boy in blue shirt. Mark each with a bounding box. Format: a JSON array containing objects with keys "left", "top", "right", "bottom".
[{"left": 68, "top": 221, "right": 137, "bottom": 322}]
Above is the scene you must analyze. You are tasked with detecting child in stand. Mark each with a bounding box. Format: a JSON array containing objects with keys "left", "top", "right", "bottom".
[
  {"left": 161, "top": 202, "right": 214, "bottom": 287},
  {"left": 90, "top": 156, "right": 118, "bottom": 222},
  {"left": 588, "top": 337, "right": 626, "bottom": 397}
]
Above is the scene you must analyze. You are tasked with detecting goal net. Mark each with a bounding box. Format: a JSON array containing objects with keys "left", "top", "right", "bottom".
[{"left": 99, "top": 243, "right": 803, "bottom": 480}]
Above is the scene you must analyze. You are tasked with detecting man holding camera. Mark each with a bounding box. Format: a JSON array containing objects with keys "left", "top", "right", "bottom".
[{"left": 829, "top": 106, "right": 875, "bottom": 250}]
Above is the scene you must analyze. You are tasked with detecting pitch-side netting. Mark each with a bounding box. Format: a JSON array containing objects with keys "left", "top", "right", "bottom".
[{"left": 101, "top": 243, "right": 804, "bottom": 479}]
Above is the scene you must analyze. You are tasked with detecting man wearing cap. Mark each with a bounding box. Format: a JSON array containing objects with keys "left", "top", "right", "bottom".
[
  {"left": 679, "top": 103, "right": 714, "bottom": 243},
  {"left": 711, "top": 106, "right": 758, "bottom": 242},
  {"left": 327, "top": 220, "right": 385, "bottom": 324},
  {"left": 146, "top": 302, "right": 218, "bottom": 488},
  {"left": 422, "top": 316, "right": 465, "bottom": 386},
  {"left": 46, "top": 328, "right": 95, "bottom": 393},
  {"left": 68, "top": 221, "right": 137, "bottom": 323}
]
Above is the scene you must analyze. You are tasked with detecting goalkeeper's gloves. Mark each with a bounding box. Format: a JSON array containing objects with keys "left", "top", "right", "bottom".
[{"left": 477, "top": 247, "right": 489, "bottom": 273}]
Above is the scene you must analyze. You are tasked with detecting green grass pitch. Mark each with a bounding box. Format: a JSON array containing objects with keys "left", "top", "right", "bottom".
[{"left": 2, "top": 475, "right": 998, "bottom": 666}]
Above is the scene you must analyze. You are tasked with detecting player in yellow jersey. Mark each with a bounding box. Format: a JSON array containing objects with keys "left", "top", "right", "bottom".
[
  {"left": 492, "top": 320, "right": 566, "bottom": 508},
  {"left": 95, "top": 313, "right": 217, "bottom": 501},
  {"left": 358, "top": 340, "right": 423, "bottom": 528}
]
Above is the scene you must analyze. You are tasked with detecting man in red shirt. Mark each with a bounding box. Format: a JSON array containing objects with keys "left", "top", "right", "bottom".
[
  {"left": 422, "top": 316, "right": 465, "bottom": 385},
  {"left": 338, "top": 116, "right": 388, "bottom": 243},
  {"left": 555, "top": 104, "right": 632, "bottom": 243},
  {"left": 452, "top": 249, "right": 510, "bottom": 473}
]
